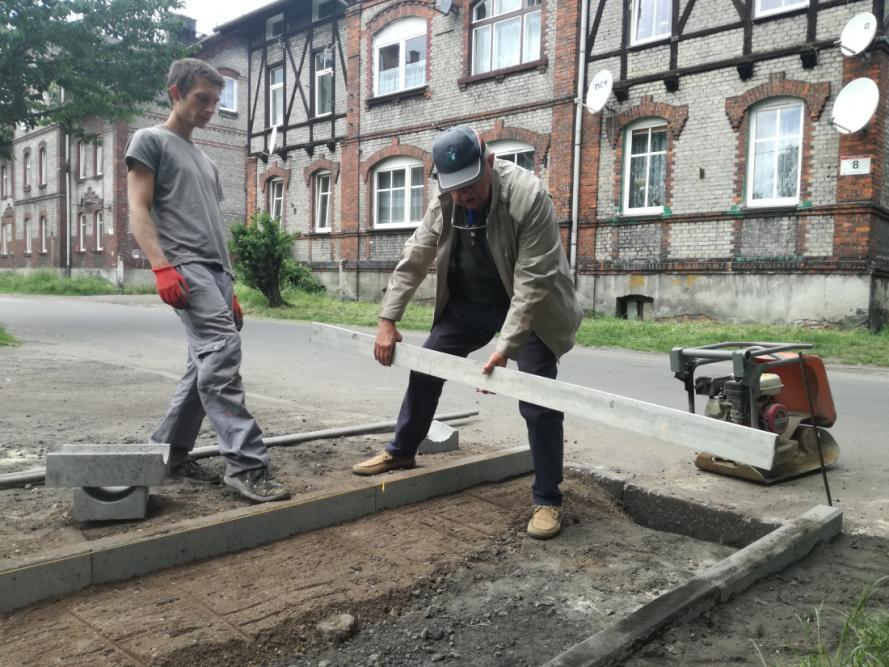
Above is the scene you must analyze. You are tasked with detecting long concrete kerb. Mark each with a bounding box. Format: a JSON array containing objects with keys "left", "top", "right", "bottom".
[
  {"left": 0, "top": 448, "right": 534, "bottom": 614},
  {"left": 544, "top": 504, "right": 843, "bottom": 667}
]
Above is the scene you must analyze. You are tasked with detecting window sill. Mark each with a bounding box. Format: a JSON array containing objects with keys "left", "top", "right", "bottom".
[
  {"left": 313, "top": 227, "right": 331, "bottom": 234},
  {"left": 629, "top": 34, "right": 671, "bottom": 49},
  {"left": 373, "top": 223, "right": 421, "bottom": 232},
  {"left": 95, "top": 173, "right": 103, "bottom": 179},
  {"left": 23, "top": 252, "right": 31, "bottom": 257},
  {"left": 614, "top": 211, "right": 667, "bottom": 223},
  {"left": 742, "top": 202, "right": 801, "bottom": 213},
  {"left": 23, "top": 186, "right": 31, "bottom": 193},
  {"left": 38, "top": 184, "right": 47, "bottom": 190},
  {"left": 366, "top": 86, "right": 429, "bottom": 108},
  {"left": 93, "top": 249, "right": 104, "bottom": 254},
  {"left": 458, "top": 58, "right": 548, "bottom": 89},
  {"left": 219, "top": 109, "right": 238, "bottom": 118},
  {"left": 753, "top": 5, "right": 808, "bottom": 22}
]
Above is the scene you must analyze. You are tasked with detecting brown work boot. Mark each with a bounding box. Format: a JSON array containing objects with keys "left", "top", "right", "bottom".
[
  {"left": 527, "top": 505, "right": 562, "bottom": 540},
  {"left": 352, "top": 450, "right": 416, "bottom": 476}
]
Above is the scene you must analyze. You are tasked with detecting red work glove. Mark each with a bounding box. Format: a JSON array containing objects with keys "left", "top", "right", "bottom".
[
  {"left": 232, "top": 294, "right": 244, "bottom": 331},
  {"left": 152, "top": 264, "right": 189, "bottom": 309}
]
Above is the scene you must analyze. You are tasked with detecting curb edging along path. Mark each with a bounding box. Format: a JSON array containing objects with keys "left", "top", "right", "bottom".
[
  {"left": 0, "top": 448, "right": 534, "bottom": 614},
  {"left": 545, "top": 504, "right": 843, "bottom": 666}
]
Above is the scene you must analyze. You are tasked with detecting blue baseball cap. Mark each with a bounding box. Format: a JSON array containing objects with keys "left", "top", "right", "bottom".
[{"left": 432, "top": 125, "right": 484, "bottom": 193}]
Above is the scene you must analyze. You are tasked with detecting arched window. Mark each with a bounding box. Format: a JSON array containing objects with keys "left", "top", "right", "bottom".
[
  {"left": 39, "top": 216, "right": 47, "bottom": 253},
  {"left": 623, "top": 119, "right": 667, "bottom": 214},
  {"left": 489, "top": 139, "right": 535, "bottom": 171},
  {"left": 314, "top": 171, "right": 331, "bottom": 231},
  {"left": 374, "top": 157, "right": 425, "bottom": 228},
  {"left": 374, "top": 18, "right": 427, "bottom": 96},
  {"left": 38, "top": 147, "right": 47, "bottom": 186},
  {"left": 24, "top": 218, "right": 32, "bottom": 253},
  {"left": 95, "top": 212, "right": 104, "bottom": 251},
  {"left": 78, "top": 213, "right": 87, "bottom": 251},
  {"left": 268, "top": 178, "right": 284, "bottom": 221},
  {"left": 471, "top": 0, "right": 541, "bottom": 75},
  {"left": 746, "top": 98, "right": 803, "bottom": 207}
]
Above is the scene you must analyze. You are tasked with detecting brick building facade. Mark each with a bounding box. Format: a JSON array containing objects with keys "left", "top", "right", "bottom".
[
  {"left": 0, "top": 27, "right": 248, "bottom": 286},
  {"left": 581, "top": 0, "right": 889, "bottom": 327},
  {"left": 4, "top": 0, "right": 889, "bottom": 327}
]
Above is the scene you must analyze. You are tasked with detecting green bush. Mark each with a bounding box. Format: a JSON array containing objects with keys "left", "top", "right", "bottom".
[
  {"left": 282, "top": 258, "right": 326, "bottom": 294},
  {"left": 229, "top": 213, "right": 294, "bottom": 307}
]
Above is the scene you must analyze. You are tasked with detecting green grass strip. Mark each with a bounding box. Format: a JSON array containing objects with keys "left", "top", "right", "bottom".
[
  {"left": 236, "top": 285, "right": 889, "bottom": 368},
  {"left": 0, "top": 271, "right": 153, "bottom": 296}
]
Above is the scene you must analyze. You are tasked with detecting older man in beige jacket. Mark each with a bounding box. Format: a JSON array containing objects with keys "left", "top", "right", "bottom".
[{"left": 353, "top": 125, "right": 583, "bottom": 539}]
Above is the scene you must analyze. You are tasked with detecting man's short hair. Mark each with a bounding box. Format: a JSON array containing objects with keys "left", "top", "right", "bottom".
[{"left": 167, "top": 58, "right": 225, "bottom": 104}]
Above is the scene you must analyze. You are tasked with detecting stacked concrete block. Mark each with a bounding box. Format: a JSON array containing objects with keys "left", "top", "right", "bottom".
[
  {"left": 45, "top": 444, "right": 170, "bottom": 522},
  {"left": 418, "top": 420, "right": 459, "bottom": 455}
]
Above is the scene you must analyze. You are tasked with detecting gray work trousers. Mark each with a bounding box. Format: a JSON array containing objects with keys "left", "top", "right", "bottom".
[{"left": 151, "top": 262, "right": 269, "bottom": 476}]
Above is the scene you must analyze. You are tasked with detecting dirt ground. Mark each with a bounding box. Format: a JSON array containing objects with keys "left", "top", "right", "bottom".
[{"left": 1, "top": 347, "right": 888, "bottom": 666}]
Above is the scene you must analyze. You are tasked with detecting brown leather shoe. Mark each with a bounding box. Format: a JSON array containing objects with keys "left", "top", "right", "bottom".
[
  {"left": 351, "top": 450, "right": 416, "bottom": 476},
  {"left": 527, "top": 505, "right": 562, "bottom": 540}
]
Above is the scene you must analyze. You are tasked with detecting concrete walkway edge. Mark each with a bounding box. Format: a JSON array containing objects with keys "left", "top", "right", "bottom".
[
  {"left": 543, "top": 505, "right": 843, "bottom": 666},
  {"left": 0, "top": 447, "right": 534, "bottom": 614}
]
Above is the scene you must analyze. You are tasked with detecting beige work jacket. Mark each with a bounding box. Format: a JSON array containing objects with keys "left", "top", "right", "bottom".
[{"left": 379, "top": 159, "right": 583, "bottom": 360}]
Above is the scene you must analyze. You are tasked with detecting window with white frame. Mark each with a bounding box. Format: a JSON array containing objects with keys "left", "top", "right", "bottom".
[
  {"left": 631, "top": 0, "right": 671, "bottom": 45},
  {"left": 489, "top": 139, "right": 535, "bottom": 171},
  {"left": 314, "top": 50, "right": 333, "bottom": 116},
  {"left": 95, "top": 142, "right": 103, "bottom": 176},
  {"left": 23, "top": 150, "right": 31, "bottom": 188},
  {"left": 471, "top": 0, "right": 541, "bottom": 75},
  {"left": 38, "top": 147, "right": 47, "bottom": 186},
  {"left": 269, "top": 65, "right": 285, "bottom": 127},
  {"left": 220, "top": 76, "right": 237, "bottom": 112},
  {"left": 39, "top": 216, "right": 47, "bottom": 253},
  {"left": 1, "top": 165, "right": 8, "bottom": 197},
  {"left": 747, "top": 99, "right": 803, "bottom": 207},
  {"left": 374, "top": 18, "right": 427, "bottom": 97},
  {"left": 95, "top": 212, "right": 104, "bottom": 251},
  {"left": 1, "top": 223, "right": 9, "bottom": 254},
  {"left": 623, "top": 119, "right": 667, "bottom": 214},
  {"left": 78, "top": 213, "right": 87, "bottom": 251},
  {"left": 266, "top": 13, "right": 284, "bottom": 40},
  {"left": 755, "top": 0, "right": 807, "bottom": 18},
  {"left": 269, "top": 178, "right": 284, "bottom": 221},
  {"left": 78, "top": 142, "right": 87, "bottom": 179},
  {"left": 24, "top": 218, "right": 31, "bottom": 253},
  {"left": 374, "top": 158, "right": 425, "bottom": 228},
  {"left": 314, "top": 172, "right": 331, "bottom": 231},
  {"left": 313, "top": 0, "right": 345, "bottom": 20}
]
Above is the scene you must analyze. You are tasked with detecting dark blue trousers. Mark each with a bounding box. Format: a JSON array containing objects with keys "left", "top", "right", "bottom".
[{"left": 386, "top": 300, "right": 564, "bottom": 506}]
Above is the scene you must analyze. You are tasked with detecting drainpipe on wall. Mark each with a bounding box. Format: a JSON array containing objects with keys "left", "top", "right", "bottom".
[
  {"left": 569, "top": 0, "right": 591, "bottom": 287},
  {"left": 64, "top": 131, "right": 72, "bottom": 278}
]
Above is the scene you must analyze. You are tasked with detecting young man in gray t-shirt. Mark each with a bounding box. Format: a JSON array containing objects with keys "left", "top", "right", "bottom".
[{"left": 126, "top": 58, "right": 290, "bottom": 503}]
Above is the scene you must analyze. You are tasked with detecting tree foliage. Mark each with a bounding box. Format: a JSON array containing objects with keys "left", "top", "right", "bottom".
[
  {"left": 229, "top": 213, "right": 297, "bottom": 308},
  {"left": 1, "top": 0, "right": 190, "bottom": 155}
]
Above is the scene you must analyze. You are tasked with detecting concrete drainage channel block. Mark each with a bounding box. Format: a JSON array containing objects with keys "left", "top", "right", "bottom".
[
  {"left": 45, "top": 444, "right": 170, "bottom": 521},
  {"left": 418, "top": 420, "right": 459, "bottom": 454},
  {"left": 544, "top": 504, "right": 843, "bottom": 667}
]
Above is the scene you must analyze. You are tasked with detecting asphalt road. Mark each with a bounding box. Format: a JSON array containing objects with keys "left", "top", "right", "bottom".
[{"left": 1, "top": 293, "right": 887, "bottom": 535}]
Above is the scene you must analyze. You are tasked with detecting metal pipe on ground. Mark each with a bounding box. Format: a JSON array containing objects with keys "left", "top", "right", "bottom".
[{"left": 0, "top": 410, "right": 478, "bottom": 491}]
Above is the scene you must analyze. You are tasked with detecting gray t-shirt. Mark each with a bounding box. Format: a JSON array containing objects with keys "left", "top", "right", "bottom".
[{"left": 125, "top": 125, "right": 232, "bottom": 274}]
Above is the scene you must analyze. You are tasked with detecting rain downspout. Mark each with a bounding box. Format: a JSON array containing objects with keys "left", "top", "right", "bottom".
[
  {"left": 569, "top": 0, "right": 591, "bottom": 285},
  {"left": 64, "top": 131, "right": 72, "bottom": 277}
]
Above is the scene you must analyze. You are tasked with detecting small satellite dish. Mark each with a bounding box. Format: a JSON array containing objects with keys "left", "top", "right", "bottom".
[
  {"left": 831, "top": 77, "right": 880, "bottom": 134},
  {"left": 585, "top": 69, "right": 614, "bottom": 113},
  {"left": 838, "top": 12, "right": 877, "bottom": 57},
  {"left": 269, "top": 125, "right": 279, "bottom": 155},
  {"left": 436, "top": 0, "right": 453, "bottom": 15}
]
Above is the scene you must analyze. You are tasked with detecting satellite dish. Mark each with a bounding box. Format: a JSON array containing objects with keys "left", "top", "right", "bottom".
[
  {"left": 831, "top": 77, "right": 880, "bottom": 134},
  {"left": 585, "top": 69, "right": 614, "bottom": 113},
  {"left": 269, "top": 125, "right": 278, "bottom": 155},
  {"left": 436, "top": 0, "right": 453, "bottom": 14},
  {"left": 838, "top": 12, "right": 877, "bottom": 57}
]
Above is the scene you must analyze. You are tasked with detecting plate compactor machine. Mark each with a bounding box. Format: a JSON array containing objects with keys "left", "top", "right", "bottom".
[{"left": 670, "top": 342, "right": 840, "bottom": 483}]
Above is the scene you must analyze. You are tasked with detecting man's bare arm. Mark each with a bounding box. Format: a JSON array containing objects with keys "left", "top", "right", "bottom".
[{"left": 126, "top": 163, "right": 168, "bottom": 268}]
